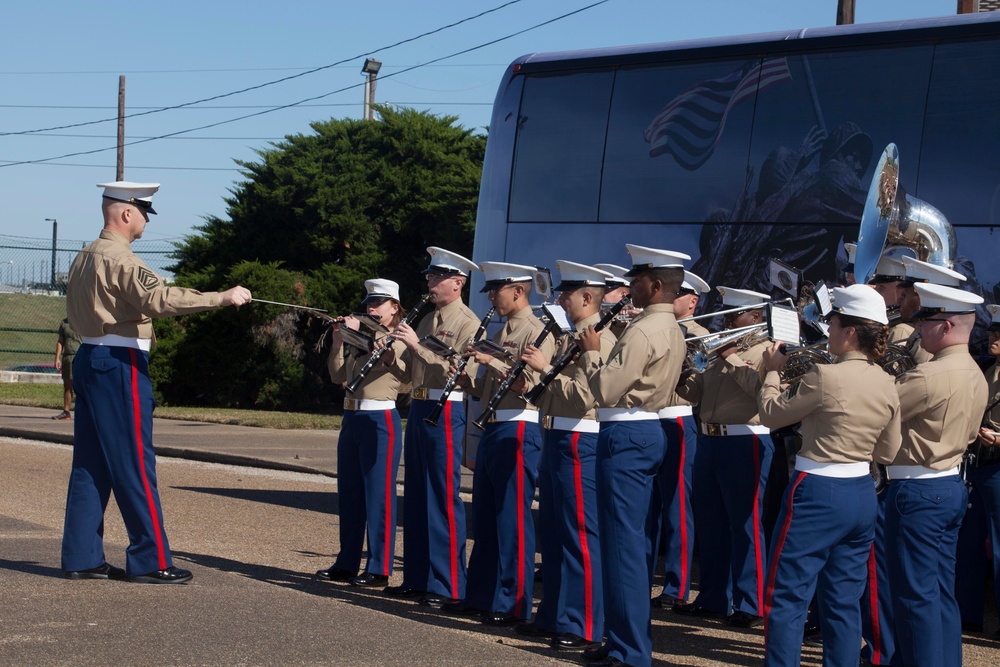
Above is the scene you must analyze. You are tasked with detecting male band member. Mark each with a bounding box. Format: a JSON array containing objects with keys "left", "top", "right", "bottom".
[
  {"left": 446, "top": 262, "right": 556, "bottom": 625},
  {"left": 674, "top": 287, "right": 773, "bottom": 628},
  {"left": 381, "top": 247, "right": 480, "bottom": 606},
  {"left": 515, "top": 261, "right": 616, "bottom": 651},
  {"left": 577, "top": 244, "right": 687, "bottom": 667},
  {"left": 867, "top": 252, "right": 931, "bottom": 364},
  {"left": 896, "top": 256, "right": 965, "bottom": 363},
  {"left": 956, "top": 303, "right": 1000, "bottom": 639},
  {"left": 885, "top": 283, "right": 987, "bottom": 666},
  {"left": 63, "top": 181, "right": 251, "bottom": 584},
  {"left": 649, "top": 271, "right": 710, "bottom": 609},
  {"left": 595, "top": 263, "right": 638, "bottom": 338}
]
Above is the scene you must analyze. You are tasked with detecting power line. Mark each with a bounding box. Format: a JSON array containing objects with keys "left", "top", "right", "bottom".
[
  {"left": 0, "top": 0, "right": 523, "bottom": 138},
  {"left": 0, "top": 161, "right": 240, "bottom": 171},
  {"left": 1, "top": 101, "right": 494, "bottom": 111},
  {"left": 0, "top": 63, "right": 510, "bottom": 75}
]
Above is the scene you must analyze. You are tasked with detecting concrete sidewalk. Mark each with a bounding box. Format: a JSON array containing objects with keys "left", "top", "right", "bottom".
[{"left": 0, "top": 403, "right": 476, "bottom": 493}]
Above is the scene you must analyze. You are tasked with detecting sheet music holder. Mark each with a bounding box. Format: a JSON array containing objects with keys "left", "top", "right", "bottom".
[
  {"left": 419, "top": 335, "right": 459, "bottom": 358},
  {"left": 767, "top": 302, "right": 801, "bottom": 347},
  {"left": 471, "top": 339, "right": 515, "bottom": 362},
  {"left": 340, "top": 327, "right": 375, "bottom": 353}
]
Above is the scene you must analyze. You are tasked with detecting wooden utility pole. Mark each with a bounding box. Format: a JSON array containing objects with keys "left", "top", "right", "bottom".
[
  {"left": 837, "top": 0, "right": 856, "bottom": 25},
  {"left": 117, "top": 75, "right": 125, "bottom": 181},
  {"left": 957, "top": 0, "right": 980, "bottom": 13}
]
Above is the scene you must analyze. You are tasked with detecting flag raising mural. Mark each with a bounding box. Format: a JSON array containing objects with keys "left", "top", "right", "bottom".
[{"left": 643, "top": 58, "right": 792, "bottom": 170}]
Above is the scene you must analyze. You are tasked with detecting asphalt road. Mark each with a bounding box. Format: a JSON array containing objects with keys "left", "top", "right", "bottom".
[{"left": 1, "top": 435, "right": 998, "bottom": 666}]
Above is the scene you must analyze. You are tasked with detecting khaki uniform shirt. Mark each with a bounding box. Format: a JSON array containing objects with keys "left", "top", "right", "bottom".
[
  {"left": 579, "top": 303, "right": 684, "bottom": 412},
  {"left": 758, "top": 351, "right": 902, "bottom": 464},
  {"left": 538, "top": 312, "right": 617, "bottom": 420},
  {"left": 891, "top": 344, "right": 989, "bottom": 470},
  {"left": 673, "top": 320, "right": 709, "bottom": 408},
  {"left": 890, "top": 321, "right": 933, "bottom": 365},
  {"left": 986, "top": 362, "right": 1000, "bottom": 430},
  {"left": 328, "top": 332, "right": 406, "bottom": 401},
  {"left": 679, "top": 338, "right": 769, "bottom": 424},
  {"left": 67, "top": 229, "right": 220, "bottom": 340},
  {"left": 467, "top": 306, "right": 556, "bottom": 413},
  {"left": 390, "top": 298, "right": 481, "bottom": 390}
]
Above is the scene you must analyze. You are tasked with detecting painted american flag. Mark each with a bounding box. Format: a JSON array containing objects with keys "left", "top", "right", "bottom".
[{"left": 643, "top": 57, "right": 792, "bottom": 170}]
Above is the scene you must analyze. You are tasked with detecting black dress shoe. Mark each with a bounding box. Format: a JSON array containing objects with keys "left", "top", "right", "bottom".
[
  {"left": 64, "top": 562, "right": 126, "bottom": 580},
  {"left": 580, "top": 644, "right": 610, "bottom": 663},
  {"left": 481, "top": 611, "right": 519, "bottom": 626},
  {"left": 419, "top": 593, "right": 459, "bottom": 608},
  {"left": 514, "top": 621, "right": 554, "bottom": 638},
  {"left": 672, "top": 602, "right": 724, "bottom": 618},
  {"left": 127, "top": 566, "right": 193, "bottom": 584},
  {"left": 384, "top": 584, "right": 425, "bottom": 598},
  {"left": 551, "top": 633, "right": 602, "bottom": 650},
  {"left": 349, "top": 572, "right": 388, "bottom": 587},
  {"left": 441, "top": 600, "right": 482, "bottom": 616},
  {"left": 724, "top": 610, "right": 764, "bottom": 628},
  {"left": 802, "top": 620, "right": 822, "bottom": 647},
  {"left": 315, "top": 566, "right": 356, "bottom": 582},
  {"left": 584, "top": 657, "right": 625, "bottom": 667},
  {"left": 651, "top": 594, "right": 684, "bottom": 609}
]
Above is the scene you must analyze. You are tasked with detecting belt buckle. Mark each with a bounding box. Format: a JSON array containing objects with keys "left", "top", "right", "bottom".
[
  {"left": 705, "top": 423, "right": 724, "bottom": 437},
  {"left": 413, "top": 387, "right": 428, "bottom": 401},
  {"left": 542, "top": 415, "right": 554, "bottom": 430},
  {"left": 344, "top": 398, "right": 359, "bottom": 411}
]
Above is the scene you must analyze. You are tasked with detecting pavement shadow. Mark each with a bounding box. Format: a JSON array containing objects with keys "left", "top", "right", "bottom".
[
  {"left": 0, "top": 557, "right": 63, "bottom": 579},
  {"left": 175, "top": 486, "right": 335, "bottom": 514}
]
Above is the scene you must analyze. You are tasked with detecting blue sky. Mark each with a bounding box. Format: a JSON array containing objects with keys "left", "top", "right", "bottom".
[{"left": 0, "top": 0, "right": 961, "bottom": 245}]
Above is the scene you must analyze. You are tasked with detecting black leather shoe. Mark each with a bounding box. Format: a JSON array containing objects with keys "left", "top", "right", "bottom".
[
  {"left": 802, "top": 620, "right": 822, "bottom": 647},
  {"left": 580, "top": 644, "right": 609, "bottom": 663},
  {"left": 419, "top": 593, "right": 459, "bottom": 608},
  {"left": 441, "top": 600, "right": 481, "bottom": 616},
  {"left": 64, "top": 562, "right": 126, "bottom": 580},
  {"left": 384, "top": 584, "right": 425, "bottom": 598},
  {"left": 514, "top": 621, "right": 554, "bottom": 638},
  {"left": 481, "top": 611, "right": 519, "bottom": 626},
  {"left": 127, "top": 566, "right": 193, "bottom": 584},
  {"left": 584, "top": 657, "right": 625, "bottom": 667},
  {"left": 672, "top": 602, "right": 724, "bottom": 618},
  {"left": 724, "top": 610, "right": 763, "bottom": 628},
  {"left": 651, "top": 594, "right": 684, "bottom": 609},
  {"left": 315, "top": 566, "right": 356, "bottom": 582},
  {"left": 349, "top": 572, "right": 388, "bottom": 587},
  {"left": 551, "top": 633, "right": 601, "bottom": 650}
]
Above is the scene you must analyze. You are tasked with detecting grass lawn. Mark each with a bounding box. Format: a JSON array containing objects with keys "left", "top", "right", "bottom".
[{"left": 0, "top": 293, "right": 66, "bottom": 368}]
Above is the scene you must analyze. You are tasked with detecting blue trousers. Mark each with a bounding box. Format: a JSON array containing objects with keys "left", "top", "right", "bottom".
[
  {"left": 597, "top": 419, "right": 665, "bottom": 667},
  {"left": 692, "top": 433, "right": 774, "bottom": 615},
  {"left": 465, "top": 419, "right": 541, "bottom": 617},
  {"left": 647, "top": 414, "right": 698, "bottom": 600},
  {"left": 401, "top": 399, "right": 467, "bottom": 598},
  {"left": 763, "top": 473, "right": 876, "bottom": 667},
  {"left": 535, "top": 428, "right": 603, "bottom": 641},
  {"left": 62, "top": 344, "right": 171, "bottom": 575},
  {"left": 861, "top": 489, "right": 898, "bottom": 665},
  {"left": 885, "top": 476, "right": 967, "bottom": 667},
  {"left": 333, "top": 408, "right": 401, "bottom": 576},
  {"left": 955, "top": 462, "right": 1000, "bottom": 626}
]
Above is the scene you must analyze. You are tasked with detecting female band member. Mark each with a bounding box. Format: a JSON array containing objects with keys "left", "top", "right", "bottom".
[
  {"left": 756, "top": 284, "right": 902, "bottom": 667},
  {"left": 316, "top": 279, "right": 407, "bottom": 588}
]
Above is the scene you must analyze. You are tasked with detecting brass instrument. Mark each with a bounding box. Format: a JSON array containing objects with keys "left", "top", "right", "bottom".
[
  {"left": 778, "top": 342, "right": 834, "bottom": 383},
  {"left": 685, "top": 324, "right": 769, "bottom": 373},
  {"left": 677, "top": 303, "right": 770, "bottom": 324},
  {"left": 880, "top": 342, "right": 917, "bottom": 378}
]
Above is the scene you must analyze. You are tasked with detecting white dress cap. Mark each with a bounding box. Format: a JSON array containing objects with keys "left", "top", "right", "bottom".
[
  {"left": 362, "top": 278, "right": 400, "bottom": 303},
  {"left": 830, "top": 284, "right": 889, "bottom": 325},
  {"left": 912, "top": 283, "right": 983, "bottom": 317},
  {"left": 900, "top": 256, "right": 965, "bottom": 288},
  {"left": 98, "top": 181, "right": 160, "bottom": 214},
  {"left": 624, "top": 244, "right": 690, "bottom": 277},
  {"left": 717, "top": 286, "right": 770, "bottom": 309},
  {"left": 554, "top": 260, "right": 613, "bottom": 291},
  {"left": 988, "top": 304, "right": 1000, "bottom": 332},
  {"left": 479, "top": 261, "right": 537, "bottom": 292},
  {"left": 868, "top": 247, "right": 917, "bottom": 284},
  {"left": 594, "top": 263, "right": 629, "bottom": 288},
  {"left": 844, "top": 242, "right": 858, "bottom": 264},
  {"left": 424, "top": 246, "right": 478, "bottom": 277},
  {"left": 681, "top": 270, "right": 710, "bottom": 294}
]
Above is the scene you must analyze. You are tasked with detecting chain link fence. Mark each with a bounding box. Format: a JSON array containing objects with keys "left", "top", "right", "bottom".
[{"left": 0, "top": 234, "right": 179, "bottom": 369}]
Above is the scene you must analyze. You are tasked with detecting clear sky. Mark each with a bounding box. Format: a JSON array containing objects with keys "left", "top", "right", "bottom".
[{"left": 0, "top": 0, "right": 961, "bottom": 245}]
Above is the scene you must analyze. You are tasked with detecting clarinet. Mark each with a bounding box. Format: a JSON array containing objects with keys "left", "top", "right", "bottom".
[
  {"left": 471, "top": 320, "right": 560, "bottom": 431},
  {"left": 423, "top": 306, "right": 496, "bottom": 427},
  {"left": 345, "top": 293, "right": 432, "bottom": 395},
  {"left": 523, "top": 294, "right": 632, "bottom": 406}
]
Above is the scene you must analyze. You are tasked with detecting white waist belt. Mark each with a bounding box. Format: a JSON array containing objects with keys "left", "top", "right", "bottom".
[
  {"left": 598, "top": 407, "right": 659, "bottom": 422},
  {"left": 795, "top": 456, "right": 870, "bottom": 478},
  {"left": 542, "top": 415, "right": 600, "bottom": 433},
  {"left": 412, "top": 387, "right": 464, "bottom": 402},
  {"left": 344, "top": 398, "right": 396, "bottom": 412},
  {"left": 490, "top": 409, "right": 539, "bottom": 424},
  {"left": 658, "top": 405, "right": 693, "bottom": 419},
  {"left": 700, "top": 422, "right": 770, "bottom": 437},
  {"left": 82, "top": 335, "right": 151, "bottom": 352},
  {"left": 886, "top": 465, "right": 960, "bottom": 480}
]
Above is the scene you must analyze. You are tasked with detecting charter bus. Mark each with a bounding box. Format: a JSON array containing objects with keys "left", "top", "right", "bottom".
[{"left": 468, "top": 11, "right": 1000, "bottom": 319}]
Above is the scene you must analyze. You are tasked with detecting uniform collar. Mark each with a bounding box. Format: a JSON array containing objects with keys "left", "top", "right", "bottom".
[
  {"left": 576, "top": 311, "right": 602, "bottom": 329},
  {"left": 835, "top": 350, "right": 870, "bottom": 364},
  {"left": 99, "top": 228, "right": 132, "bottom": 247},
  {"left": 506, "top": 305, "right": 532, "bottom": 322}
]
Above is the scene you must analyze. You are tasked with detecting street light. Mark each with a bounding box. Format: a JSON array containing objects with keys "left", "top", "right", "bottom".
[{"left": 361, "top": 58, "right": 382, "bottom": 121}]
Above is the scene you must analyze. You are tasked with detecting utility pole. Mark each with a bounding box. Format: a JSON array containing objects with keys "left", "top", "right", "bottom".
[
  {"left": 361, "top": 58, "right": 382, "bottom": 121},
  {"left": 117, "top": 75, "right": 125, "bottom": 180},
  {"left": 45, "top": 218, "right": 57, "bottom": 289},
  {"left": 957, "top": 0, "right": 980, "bottom": 13},
  {"left": 837, "top": 0, "right": 855, "bottom": 25}
]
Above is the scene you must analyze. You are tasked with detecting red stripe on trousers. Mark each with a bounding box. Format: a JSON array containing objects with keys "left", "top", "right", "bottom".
[
  {"left": 675, "top": 416, "right": 689, "bottom": 595},
  {"left": 752, "top": 434, "right": 765, "bottom": 612},
  {"left": 129, "top": 348, "right": 167, "bottom": 570},
  {"left": 514, "top": 421, "right": 526, "bottom": 617},
  {"left": 382, "top": 410, "right": 395, "bottom": 575},
  {"left": 444, "top": 401, "right": 459, "bottom": 598},
  {"left": 570, "top": 433, "right": 595, "bottom": 640},
  {"left": 867, "top": 543, "right": 882, "bottom": 664},
  {"left": 763, "top": 470, "right": 807, "bottom": 636}
]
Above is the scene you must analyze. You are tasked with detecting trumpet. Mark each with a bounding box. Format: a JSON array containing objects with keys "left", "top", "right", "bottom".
[
  {"left": 677, "top": 303, "right": 769, "bottom": 324},
  {"left": 685, "top": 324, "right": 769, "bottom": 373}
]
